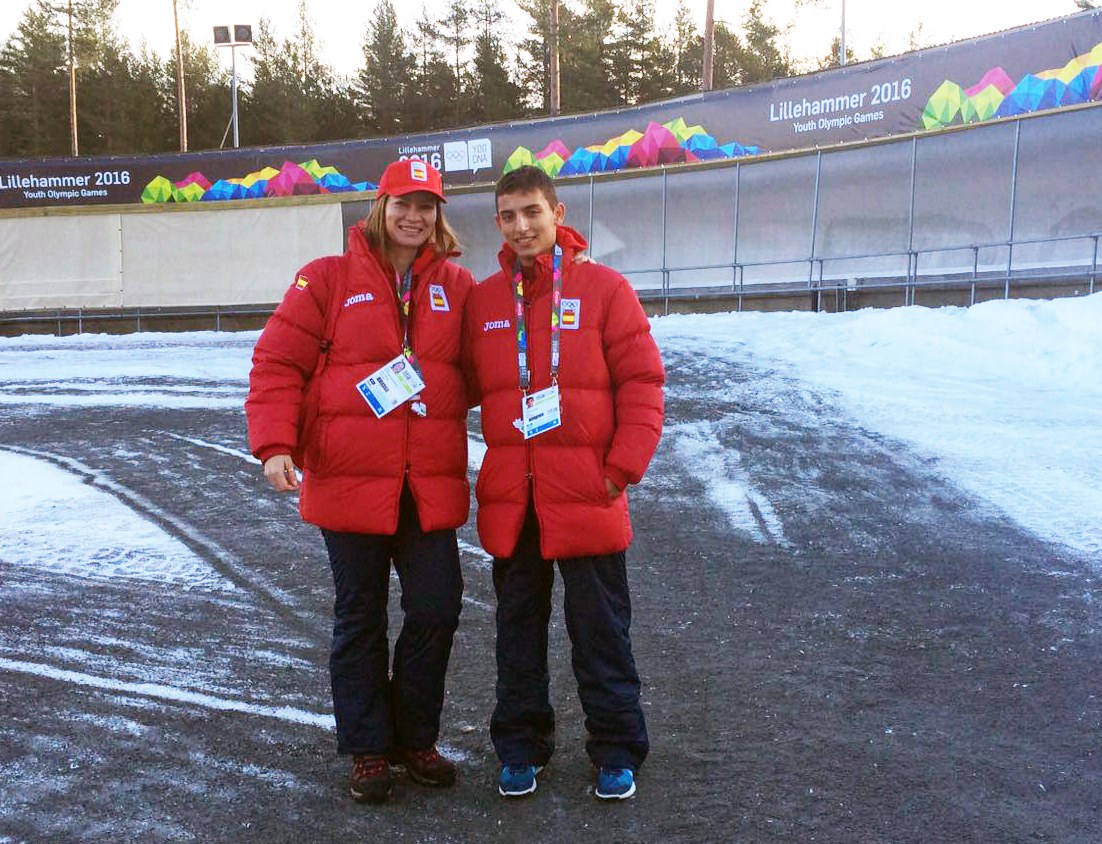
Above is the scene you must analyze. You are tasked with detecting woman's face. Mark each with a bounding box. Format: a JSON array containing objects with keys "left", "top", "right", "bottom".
[{"left": 384, "top": 191, "right": 439, "bottom": 252}]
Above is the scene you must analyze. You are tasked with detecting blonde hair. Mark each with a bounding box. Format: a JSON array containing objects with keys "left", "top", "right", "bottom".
[{"left": 364, "top": 194, "right": 461, "bottom": 264}]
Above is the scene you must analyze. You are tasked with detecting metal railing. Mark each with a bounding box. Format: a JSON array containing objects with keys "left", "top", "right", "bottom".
[{"left": 621, "top": 230, "right": 1100, "bottom": 313}]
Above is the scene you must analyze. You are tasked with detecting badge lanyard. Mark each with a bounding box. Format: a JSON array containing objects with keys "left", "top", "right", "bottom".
[
  {"left": 512, "top": 244, "right": 563, "bottom": 392},
  {"left": 397, "top": 265, "right": 424, "bottom": 379}
]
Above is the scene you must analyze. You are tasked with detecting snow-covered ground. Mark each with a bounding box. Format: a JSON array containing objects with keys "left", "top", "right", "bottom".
[
  {"left": 654, "top": 293, "right": 1102, "bottom": 561},
  {"left": 1, "top": 292, "right": 1099, "bottom": 567}
]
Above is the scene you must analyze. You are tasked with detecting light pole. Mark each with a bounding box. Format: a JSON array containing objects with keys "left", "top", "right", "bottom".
[
  {"left": 213, "top": 24, "right": 253, "bottom": 149},
  {"left": 840, "top": 0, "right": 847, "bottom": 66}
]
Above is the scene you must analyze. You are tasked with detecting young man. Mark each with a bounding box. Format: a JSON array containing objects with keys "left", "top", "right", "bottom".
[{"left": 463, "top": 165, "right": 665, "bottom": 801}]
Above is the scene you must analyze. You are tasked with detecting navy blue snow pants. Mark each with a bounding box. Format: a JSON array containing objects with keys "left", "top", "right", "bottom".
[
  {"left": 321, "top": 485, "right": 463, "bottom": 756},
  {"left": 490, "top": 503, "right": 649, "bottom": 771}
]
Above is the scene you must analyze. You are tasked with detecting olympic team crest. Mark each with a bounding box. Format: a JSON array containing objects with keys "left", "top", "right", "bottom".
[
  {"left": 429, "top": 284, "right": 450, "bottom": 312},
  {"left": 560, "top": 298, "right": 581, "bottom": 329}
]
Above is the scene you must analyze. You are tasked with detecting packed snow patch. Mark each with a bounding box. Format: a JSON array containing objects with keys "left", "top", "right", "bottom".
[
  {"left": 0, "top": 450, "right": 232, "bottom": 590},
  {"left": 654, "top": 293, "right": 1102, "bottom": 561}
]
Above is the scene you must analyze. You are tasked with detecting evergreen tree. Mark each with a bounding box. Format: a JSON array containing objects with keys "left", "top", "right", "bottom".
[
  {"left": 65, "top": 0, "right": 131, "bottom": 155},
  {"left": 817, "top": 36, "right": 857, "bottom": 70},
  {"left": 710, "top": 22, "right": 746, "bottom": 89},
  {"left": 175, "top": 33, "right": 231, "bottom": 150},
  {"left": 468, "top": 0, "right": 524, "bottom": 123},
  {"left": 517, "top": 0, "right": 620, "bottom": 115},
  {"left": 246, "top": 9, "right": 349, "bottom": 145},
  {"left": 561, "top": 0, "right": 620, "bottom": 112},
  {"left": 608, "top": 0, "right": 674, "bottom": 104},
  {"left": 671, "top": 1, "right": 701, "bottom": 95},
  {"left": 406, "top": 5, "right": 457, "bottom": 132},
  {"left": 0, "top": 1, "right": 69, "bottom": 157},
  {"left": 126, "top": 45, "right": 175, "bottom": 153},
  {"left": 438, "top": 0, "right": 472, "bottom": 124},
  {"left": 515, "top": 0, "right": 554, "bottom": 112},
  {"left": 355, "top": 0, "right": 414, "bottom": 135},
  {"left": 740, "top": 0, "right": 792, "bottom": 83}
]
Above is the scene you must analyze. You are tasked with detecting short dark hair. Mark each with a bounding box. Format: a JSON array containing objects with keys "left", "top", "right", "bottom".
[{"left": 495, "top": 165, "right": 559, "bottom": 211}]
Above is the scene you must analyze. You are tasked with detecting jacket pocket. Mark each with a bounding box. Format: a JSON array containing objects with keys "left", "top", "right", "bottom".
[{"left": 587, "top": 451, "right": 615, "bottom": 507}]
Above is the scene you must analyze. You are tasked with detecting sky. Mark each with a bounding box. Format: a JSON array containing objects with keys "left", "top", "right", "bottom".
[
  {"left": 2, "top": 291, "right": 1100, "bottom": 569},
  {"left": 0, "top": 0, "right": 1088, "bottom": 80}
]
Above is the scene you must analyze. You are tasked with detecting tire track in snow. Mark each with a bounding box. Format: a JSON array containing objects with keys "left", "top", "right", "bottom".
[{"left": 0, "top": 444, "right": 326, "bottom": 640}]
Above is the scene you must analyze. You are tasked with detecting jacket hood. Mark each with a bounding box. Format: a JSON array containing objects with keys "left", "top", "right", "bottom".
[{"left": 496, "top": 225, "right": 589, "bottom": 283}]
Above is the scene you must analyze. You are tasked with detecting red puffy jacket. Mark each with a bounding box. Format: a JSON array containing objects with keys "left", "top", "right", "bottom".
[
  {"left": 247, "top": 224, "right": 474, "bottom": 535},
  {"left": 463, "top": 225, "right": 665, "bottom": 559}
]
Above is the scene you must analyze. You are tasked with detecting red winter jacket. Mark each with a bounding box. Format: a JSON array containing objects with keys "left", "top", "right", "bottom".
[
  {"left": 463, "top": 226, "right": 665, "bottom": 559},
  {"left": 246, "top": 224, "right": 474, "bottom": 535}
]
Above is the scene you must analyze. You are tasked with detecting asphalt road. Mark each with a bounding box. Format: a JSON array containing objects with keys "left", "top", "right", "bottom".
[{"left": 0, "top": 341, "right": 1099, "bottom": 843}]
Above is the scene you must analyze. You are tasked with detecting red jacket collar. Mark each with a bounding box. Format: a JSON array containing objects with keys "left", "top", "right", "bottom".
[
  {"left": 348, "top": 222, "right": 452, "bottom": 279},
  {"left": 496, "top": 226, "right": 589, "bottom": 290}
]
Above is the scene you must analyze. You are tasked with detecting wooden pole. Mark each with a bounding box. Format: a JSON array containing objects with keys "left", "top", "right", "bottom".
[
  {"left": 549, "top": 0, "right": 560, "bottom": 115},
  {"left": 701, "top": 0, "right": 715, "bottom": 92},
  {"left": 173, "top": 0, "right": 188, "bottom": 151},
  {"left": 67, "top": 0, "right": 78, "bottom": 155}
]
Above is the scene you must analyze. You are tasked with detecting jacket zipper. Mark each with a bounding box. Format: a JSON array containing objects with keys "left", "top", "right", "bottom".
[{"left": 392, "top": 267, "right": 412, "bottom": 519}]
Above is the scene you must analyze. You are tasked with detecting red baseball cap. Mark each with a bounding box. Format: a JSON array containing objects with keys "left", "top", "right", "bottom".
[{"left": 377, "top": 159, "right": 446, "bottom": 203}]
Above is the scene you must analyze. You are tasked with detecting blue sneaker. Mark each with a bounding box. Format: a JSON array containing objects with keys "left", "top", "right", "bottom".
[
  {"left": 498, "top": 764, "right": 539, "bottom": 798},
  {"left": 595, "top": 767, "right": 636, "bottom": 800}
]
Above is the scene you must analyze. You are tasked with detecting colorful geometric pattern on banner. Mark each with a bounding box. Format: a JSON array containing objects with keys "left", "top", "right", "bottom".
[
  {"left": 139, "top": 160, "right": 375, "bottom": 204},
  {"left": 923, "top": 40, "right": 1102, "bottom": 129},
  {"left": 503, "top": 119, "right": 762, "bottom": 178},
  {"left": 1, "top": 10, "right": 1100, "bottom": 211}
]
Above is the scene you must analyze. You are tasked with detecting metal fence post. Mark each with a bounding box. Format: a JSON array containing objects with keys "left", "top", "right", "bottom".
[
  {"left": 971, "top": 246, "right": 979, "bottom": 306},
  {"left": 661, "top": 169, "right": 669, "bottom": 314},
  {"left": 588, "top": 176, "right": 595, "bottom": 247},
  {"left": 732, "top": 162, "right": 741, "bottom": 296},
  {"left": 1091, "top": 234, "right": 1099, "bottom": 295},
  {"left": 1005, "top": 119, "right": 1022, "bottom": 300},
  {"left": 809, "top": 151, "right": 822, "bottom": 294},
  {"left": 907, "top": 137, "right": 918, "bottom": 258}
]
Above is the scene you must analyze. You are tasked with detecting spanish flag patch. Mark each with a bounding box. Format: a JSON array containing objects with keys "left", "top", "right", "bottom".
[
  {"left": 294, "top": 275, "right": 310, "bottom": 290},
  {"left": 429, "top": 283, "right": 450, "bottom": 312},
  {"left": 560, "top": 298, "right": 581, "bottom": 329}
]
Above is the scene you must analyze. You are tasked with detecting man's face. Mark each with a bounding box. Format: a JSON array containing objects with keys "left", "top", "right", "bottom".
[{"left": 495, "top": 189, "right": 566, "bottom": 267}]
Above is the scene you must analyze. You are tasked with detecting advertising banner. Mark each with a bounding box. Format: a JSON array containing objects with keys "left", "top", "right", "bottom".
[{"left": 1, "top": 9, "right": 1099, "bottom": 211}]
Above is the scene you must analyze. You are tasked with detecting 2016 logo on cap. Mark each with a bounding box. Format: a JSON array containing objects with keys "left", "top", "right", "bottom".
[{"left": 410, "top": 160, "right": 428, "bottom": 182}]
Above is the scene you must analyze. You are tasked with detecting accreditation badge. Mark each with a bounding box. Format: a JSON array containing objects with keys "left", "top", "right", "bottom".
[
  {"left": 521, "top": 385, "right": 562, "bottom": 439},
  {"left": 355, "top": 354, "right": 427, "bottom": 419}
]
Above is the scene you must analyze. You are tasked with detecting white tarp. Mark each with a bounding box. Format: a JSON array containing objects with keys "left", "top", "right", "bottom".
[
  {"left": 0, "top": 202, "right": 344, "bottom": 313},
  {"left": 120, "top": 203, "right": 343, "bottom": 307},
  {"left": 0, "top": 214, "right": 123, "bottom": 310}
]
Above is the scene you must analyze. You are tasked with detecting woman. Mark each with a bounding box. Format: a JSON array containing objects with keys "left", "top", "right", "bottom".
[{"left": 246, "top": 159, "right": 474, "bottom": 804}]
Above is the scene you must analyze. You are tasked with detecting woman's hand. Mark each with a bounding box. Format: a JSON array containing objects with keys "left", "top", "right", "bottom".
[{"left": 263, "top": 454, "right": 301, "bottom": 492}]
